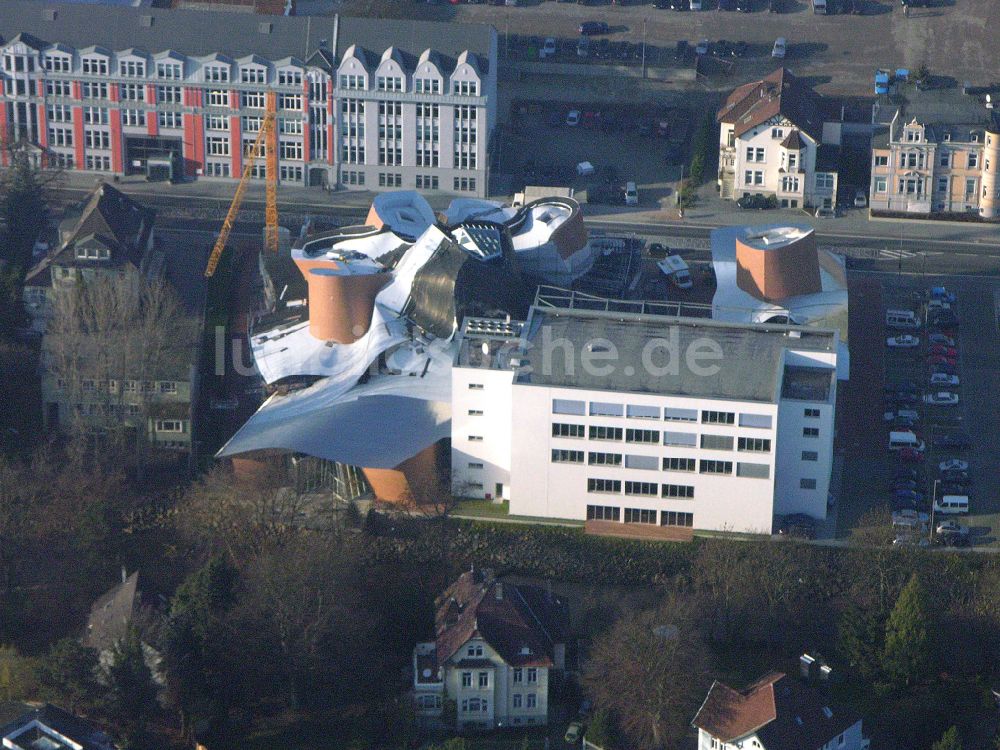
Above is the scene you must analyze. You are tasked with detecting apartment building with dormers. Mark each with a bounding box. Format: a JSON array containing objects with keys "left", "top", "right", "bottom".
[
  {"left": 0, "top": 0, "right": 496, "bottom": 196},
  {"left": 869, "top": 82, "right": 1000, "bottom": 218},
  {"left": 717, "top": 68, "right": 841, "bottom": 212}
]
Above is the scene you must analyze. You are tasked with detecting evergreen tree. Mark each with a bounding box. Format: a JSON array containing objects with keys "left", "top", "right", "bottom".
[
  {"left": 882, "top": 573, "right": 932, "bottom": 689},
  {"left": 36, "top": 639, "right": 100, "bottom": 713},
  {"left": 932, "top": 726, "right": 962, "bottom": 750},
  {"left": 837, "top": 604, "right": 883, "bottom": 680},
  {"left": 0, "top": 146, "right": 51, "bottom": 274},
  {"left": 102, "top": 629, "right": 159, "bottom": 747}
]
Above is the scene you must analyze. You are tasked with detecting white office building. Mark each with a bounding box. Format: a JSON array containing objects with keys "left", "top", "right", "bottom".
[{"left": 452, "top": 297, "right": 839, "bottom": 537}]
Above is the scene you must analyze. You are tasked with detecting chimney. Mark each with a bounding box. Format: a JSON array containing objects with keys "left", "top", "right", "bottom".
[{"left": 121, "top": 566, "right": 128, "bottom": 583}]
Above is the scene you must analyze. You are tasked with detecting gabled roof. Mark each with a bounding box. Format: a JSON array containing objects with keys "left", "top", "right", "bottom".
[
  {"left": 434, "top": 569, "right": 567, "bottom": 670},
  {"left": 718, "top": 68, "right": 824, "bottom": 142},
  {"left": 84, "top": 571, "right": 140, "bottom": 653},
  {"left": 24, "top": 183, "right": 155, "bottom": 285},
  {"left": 692, "top": 672, "right": 860, "bottom": 748},
  {"left": 9, "top": 32, "right": 45, "bottom": 50},
  {"left": 0, "top": 703, "right": 116, "bottom": 750}
]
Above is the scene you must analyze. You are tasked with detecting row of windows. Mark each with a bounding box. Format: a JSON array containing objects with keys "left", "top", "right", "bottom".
[
  {"left": 56, "top": 378, "right": 180, "bottom": 395},
  {"left": 552, "top": 401, "right": 773, "bottom": 428},
  {"left": 554, "top": 422, "right": 773, "bottom": 452},
  {"left": 336, "top": 74, "right": 479, "bottom": 96},
  {"left": 587, "top": 504, "right": 719, "bottom": 527},
  {"left": 587, "top": 479, "right": 696, "bottom": 498}
]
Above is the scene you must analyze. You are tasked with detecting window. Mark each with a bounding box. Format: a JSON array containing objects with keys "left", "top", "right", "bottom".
[
  {"left": 700, "top": 460, "right": 733, "bottom": 475},
  {"left": 623, "top": 454, "right": 658, "bottom": 471},
  {"left": 739, "top": 413, "right": 772, "bottom": 429},
  {"left": 467, "top": 643, "right": 483, "bottom": 657},
  {"left": 468, "top": 435, "right": 483, "bottom": 442},
  {"left": 590, "top": 401, "right": 623, "bottom": 417},
  {"left": 965, "top": 177, "right": 977, "bottom": 196},
  {"left": 968, "top": 152, "right": 979, "bottom": 168},
  {"left": 553, "top": 423, "right": 586, "bottom": 439},
  {"left": 280, "top": 141, "right": 303, "bottom": 160},
  {"left": 738, "top": 437, "right": 771, "bottom": 452},
  {"left": 624, "top": 481, "right": 658, "bottom": 497},
  {"left": 415, "top": 78, "right": 440, "bottom": 94},
  {"left": 513, "top": 668, "right": 523, "bottom": 683},
  {"left": 587, "top": 478, "right": 621, "bottom": 494},
  {"left": 626, "top": 404, "right": 660, "bottom": 419},
  {"left": 278, "top": 93, "right": 302, "bottom": 110},
  {"left": 513, "top": 694, "right": 522, "bottom": 709},
  {"left": 241, "top": 67, "right": 266, "bottom": 84},
  {"left": 461, "top": 672, "right": 472, "bottom": 688},
  {"left": 468, "top": 462, "right": 483, "bottom": 469},
  {"left": 205, "top": 115, "right": 228, "bottom": 131},
  {"left": 453, "top": 80, "right": 478, "bottom": 96},
  {"left": 552, "top": 399, "right": 585, "bottom": 416},
  {"left": 44, "top": 55, "right": 72, "bottom": 73},
  {"left": 701, "top": 434, "right": 734, "bottom": 451},
  {"left": 526, "top": 693, "right": 537, "bottom": 708},
  {"left": 155, "top": 420, "right": 184, "bottom": 432},
  {"left": 204, "top": 65, "right": 230, "bottom": 83},
  {"left": 47, "top": 127, "right": 73, "bottom": 147},
  {"left": 874, "top": 154, "right": 888, "bottom": 166},
  {"left": 661, "top": 484, "right": 694, "bottom": 499},
  {"left": 800, "top": 478, "right": 817, "bottom": 489},
  {"left": 801, "top": 451, "right": 818, "bottom": 461},
  {"left": 771, "top": 128, "right": 783, "bottom": 139},
  {"left": 81, "top": 82, "right": 109, "bottom": 100},
  {"left": 378, "top": 172, "right": 402, "bottom": 187},
  {"left": 122, "top": 109, "right": 144, "bottom": 127},
  {"left": 204, "top": 162, "right": 230, "bottom": 178},
  {"left": 157, "top": 85, "right": 182, "bottom": 104},
  {"left": 75, "top": 246, "right": 110, "bottom": 260},
  {"left": 939, "top": 151, "right": 952, "bottom": 167},
  {"left": 158, "top": 111, "right": 182, "bottom": 128},
  {"left": 787, "top": 153, "right": 798, "bottom": 170},
  {"left": 663, "top": 457, "right": 696, "bottom": 472},
  {"left": 206, "top": 136, "right": 229, "bottom": 156},
  {"left": 208, "top": 90, "right": 229, "bottom": 107},
  {"left": 781, "top": 176, "right": 800, "bottom": 193},
  {"left": 415, "top": 175, "right": 439, "bottom": 190},
  {"left": 339, "top": 74, "right": 366, "bottom": 89},
  {"left": 816, "top": 173, "right": 835, "bottom": 189},
  {"left": 803, "top": 427, "right": 820, "bottom": 438},
  {"left": 478, "top": 672, "right": 489, "bottom": 689},
  {"left": 81, "top": 56, "right": 109, "bottom": 76},
  {"left": 663, "top": 431, "right": 697, "bottom": 447},
  {"left": 156, "top": 62, "right": 183, "bottom": 79},
  {"left": 46, "top": 80, "right": 72, "bottom": 97},
  {"left": 241, "top": 91, "right": 266, "bottom": 109},
  {"left": 625, "top": 428, "right": 659, "bottom": 444},
  {"left": 83, "top": 107, "right": 108, "bottom": 125},
  {"left": 702, "top": 410, "right": 735, "bottom": 425},
  {"left": 526, "top": 668, "right": 537, "bottom": 684},
  {"left": 588, "top": 452, "right": 622, "bottom": 466},
  {"left": 454, "top": 177, "right": 477, "bottom": 192},
  {"left": 587, "top": 504, "right": 620, "bottom": 521},
  {"left": 552, "top": 449, "right": 584, "bottom": 464},
  {"left": 341, "top": 169, "right": 365, "bottom": 186},
  {"left": 589, "top": 426, "right": 622, "bottom": 441},
  {"left": 875, "top": 177, "right": 888, "bottom": 193},
  {"left": 417, "top": 694, "right": 441, "bottom": 710},
  {"left": 661, "top": 511, "right": 693, "bottom": 528},
  {"left": 278, "top": 69, "right": 302, "bottom": 87},
  {"left": 119, "top": 59, "right": 146, "bottom": 77},
  {"left": 754, "top": 171, "right": 764, "bottom": 185},
  {"left": 624, "top": 508, "right": 656, "bottom": 524},
  {"left": 85, "top": 130, "right": 110, "bottom": 149},
  {"left": 664, "top": 407, "right": 698, "bottom": 422},
  {"left": 804, "top": 408, "right": 820, "bottom": 418},
  {"left": 377, "top": 76, "right": 403, "bottom": 92},
  {"left": 736, "top": 462, "right": 770, "bottom": 479}
]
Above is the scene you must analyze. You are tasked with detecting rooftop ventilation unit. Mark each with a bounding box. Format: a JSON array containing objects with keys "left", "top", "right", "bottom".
[
  {"left": 42, "top": 8, "right": 57, "bottom": 20},
  {"left": 259, "top": 22, "right": 273, "bottom": 34},
  {"left": 140, "top": 15, "right": 153, "bottom": 27}
]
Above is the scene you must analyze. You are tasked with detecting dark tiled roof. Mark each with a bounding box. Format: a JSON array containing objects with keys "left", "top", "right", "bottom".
[
  {"left": 0, "top": 0, "right": 492, "bottom": 68},
  {"left": 718, "top": 68, "right": 824, "bottom": 142},
  {"left": 434, "top": 570, "right": 567, "bottom": 670},
  {"left": 84, "top": 571, "right": 139, "bottom": 653},
  {"left": 0, "top": 703, "right": 117, "bottom": 750},
  {"left": 692, "top": 672, "right": 860, "bottom": 748},
  {"left": 780, "top": 129, "right": 803, "bottom": 150}
]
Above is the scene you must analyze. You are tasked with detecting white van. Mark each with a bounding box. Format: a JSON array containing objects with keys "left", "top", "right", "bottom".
[
  {"left": 886, "top": 309, "right": 920, "bottom": 329},
  {"left": 812, "top": 0, "right": 827, "bottom": 12},
  {"left": 657, "top": 255, "right": 693, "bottom": 289},
  {"left": 934, "top": 495, "right": 969, "bottom": 515},
  {"left": 888, "top": 431, "right": 924, "bottom": 452},
  {"left": 624, "top": 181, "right": 638, "bottom": 206}
]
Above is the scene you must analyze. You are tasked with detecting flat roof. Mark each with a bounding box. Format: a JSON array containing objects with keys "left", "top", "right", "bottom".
[
  {"left": 0, "top": 1, "right": 492, "bottom": 63},
  {"left": 513, "top": 306, "right": 836, "bottom": 404},
  {"left": 738, "top": 225, "right": 813, "bottom": 251}
]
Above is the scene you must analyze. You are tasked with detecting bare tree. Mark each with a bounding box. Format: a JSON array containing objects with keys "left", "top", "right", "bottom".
[{"left": 583, "top": 596, "right": 713, "bottom": 750}]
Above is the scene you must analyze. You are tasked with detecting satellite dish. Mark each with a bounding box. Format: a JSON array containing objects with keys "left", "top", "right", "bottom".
[
  {"left": 421, "top": 668, "right": 432, "bottom": 678},
  {"left": 481, "top": 342, "right": 490, "bottom": 355}
]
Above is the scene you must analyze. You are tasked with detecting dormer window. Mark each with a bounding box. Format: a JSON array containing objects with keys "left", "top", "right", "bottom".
[
  {"left": 119, "top": 59, "right": 146, "bottom": 77},
  {"left": 81, "top": 56, "right": 109, "bottom": 76},
  {"left": 377, "top": 76, "right": 402, "bottom": 92},
  {"left": 75, "top": 246, "right": 111, "bottom": 260},
  {"left": 44, "top": 54, "right": 71, "bottom": 73},
  {"left": 339, "top": 74, "right": 365, "bottom": 90},
  {"left": 204, "top": 65, "right": 230, "bottom": 83},
  {"left": 156, "top": 61, "right": 183, "bottom": 79},
  {"left": 466, "top": 643, "right": 483, "bottom": 657},
  {"left": 453, "top": 80, "right": 478, "bottom": 96},
  {"left": 278, "top": 69, "right": 302, "bottom": 87},
  {"left": 241, "top": 67, "right": 266, "bottom": 84},
  {"left": 415, "top": 78, "right": 440, "bottom": 94},
  {"left": 771, "top": 127, "right": 783, "bottom": 139}
]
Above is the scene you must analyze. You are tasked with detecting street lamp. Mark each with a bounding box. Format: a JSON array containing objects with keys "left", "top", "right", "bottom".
[
  {"left": 929, "top": 478, "right": 940, "bottom": 543},
  {"left": 641, "top": 18, "right": 647, "bottom": 79}
]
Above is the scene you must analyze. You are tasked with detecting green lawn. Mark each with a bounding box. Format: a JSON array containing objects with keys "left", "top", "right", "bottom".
[{"left": 455, "top": 498, "right": 511, "bottom": 518}]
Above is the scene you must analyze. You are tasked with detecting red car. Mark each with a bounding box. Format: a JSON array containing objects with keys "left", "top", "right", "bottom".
[
  {"left": 928, "top": 345, "right": 958, "bottom": 357},
  {"left": 898, "top": 448, "right": 925, "bottom": 463},
  {"left": 926, "top": 355, "right": 957, "bottom": 366}
]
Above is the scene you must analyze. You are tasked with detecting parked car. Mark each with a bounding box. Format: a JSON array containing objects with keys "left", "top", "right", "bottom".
[
  {"left": 886, "top": 335, "right": 920, "bottom": 348},
  {"left": 893, "top": 467, "right": 923, "bottom": 481},
  {"left": 937, "top": 532, "right": 970, "bottom": 548},
  {"left": 854, "top": 189, "right": 867, "bottom": 207},
  {"left": 923, "top": 391, "right": 959, "bottom": 406},
  {"left": 579, "top": 21, "right": 609, "bottom": 35},
  {"left": 670, "top": 0, "right": 690, "bottom": 7},
  {"left": 541, "top": 37, "right": 557, "bottom": 58},
  {"left": 930, "top": 362, "right": 958, "bottom": 376},
  {"left": 936, "top": 520, "right": 969, "bottom": 536},
  {"left": 940, "top": 482, "right": 970, "bottom": 495},
  {"left": 939, "top": 458, "right": 968, "bottom": 472},
  {"left": 736, "top": 193, "right": 778, "bottom": 210},
  {"left": 566, "top": 109, "right": 581, "bottom": 126},
  {"left": 731, "top": 40, "right": 749, "bottom": 57},
  {"left": 565, "top": 722, "right": 583, "bottom": 744},
  {"left": 928, "top": 333, "right": 955, "bottom": 346},
  {"left": 892, "top": 479, "right": 918, "bottom": 491},
  {"left": 690, "top": 0, "right": 702, "bottom": 7},
  {"left": 885, "top": 380, "right": 918, "bottom": 394},
  {"left": 933, "top": 432, "right": 971, "bottom": 449},
  {"left": 929, "top": 286, "right": 956, "bottom": 303},
  {"left": 576, "top": 37, "right": 590, "bottom": 57},
  {"left": 898, "top": 448, "right": 924, "bottom": 463},
  {"left": 771, "top": 37, "right": 787, "bottom": 58},
  {"left": 926, "top": 355, "right": 957, "bottom": 367},
  {"left": 647, "top": 242, "right": 670, "bottom": 259},
  {"left": 736, "top": 0, "right": 753, "bottom": 10},
  {"left": 719, "top": 0, "right": 737, "bottom": 8},
  {"left": 769, "top": 0, "right": 785, "bottom": 10},
  {"left": 929, "top": 373, "right": 959, "bottom": 387},
  {"left": 928, "top": 344, "right": 958, "bottom": 357},
  {"left": 894, "top": 489, "right": 925, "bottom": 503},
  {"left": 940, "top": 468, "right": 970, "bottom": 482},
  {"left": 695, "top": 38, "right": 710, "bottom": 55}
]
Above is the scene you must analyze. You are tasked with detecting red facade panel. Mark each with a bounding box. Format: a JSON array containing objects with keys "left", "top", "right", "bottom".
[
  {"left": 182, "top": 113, "right": 197, "bottom": 177},
  {"left": 72, "top": 106, "right": 85, "bottom": 169},
  {"left": 36, "top": 102, "right": 48, "bottom": 166},
  {"left": 0, "top": 102, "right": 8, "bottom": 166},
  {"left": 230, "top": 116, "right": 242, "bottom": 176},
  {"left": 302, "top": 80, "right": 311, "bottom": 163},
  {"left": 109, "top": 109, "right": 123, "bottom": 173}
]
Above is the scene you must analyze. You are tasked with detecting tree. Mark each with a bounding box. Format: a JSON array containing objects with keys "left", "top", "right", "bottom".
[
  {"left": 102, "top": 629, "right": 160, "bottom": 747},
  {"left": 37, "top": 638, "right": 100, "bottom": 713},
  {"left": 837, "top": 604, "right": 883, "bottom": 681},
  {"left": 0, "top": 144, "right": 54, "bottom": 274},
  {"left": 882, "top": 573, "right": 933, "bottom": 690},
  {"left": 586, "top": 708, "right": 617, "bottom": 749},
  {"left": 932, "top": 726, "right": 962, "bottom": 750},
  {"left": 583, "top": 599, "right": 712, "bottom": 749}
]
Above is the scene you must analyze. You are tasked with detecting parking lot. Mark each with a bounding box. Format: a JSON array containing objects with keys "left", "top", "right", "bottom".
[{"left": 837, "top": 270, "right": 1000, "bottom": 547}]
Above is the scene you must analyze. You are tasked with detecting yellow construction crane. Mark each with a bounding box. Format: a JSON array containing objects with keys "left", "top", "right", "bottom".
[{"left": 204, "top": 91, "right": 279, "bottom": 277}]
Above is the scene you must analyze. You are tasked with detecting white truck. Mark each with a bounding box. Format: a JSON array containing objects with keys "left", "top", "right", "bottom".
[{"left": 657, "top": 254, "right": 693, "bottom": 289}]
